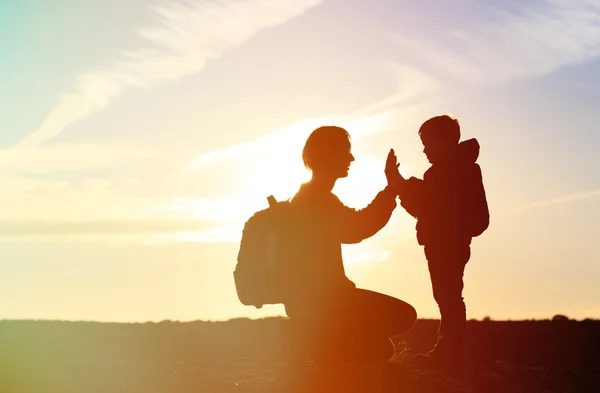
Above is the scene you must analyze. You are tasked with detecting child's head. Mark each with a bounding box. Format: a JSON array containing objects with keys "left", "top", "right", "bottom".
[{"left": 418, "top": 115, "right": 460, "bottom": 164}]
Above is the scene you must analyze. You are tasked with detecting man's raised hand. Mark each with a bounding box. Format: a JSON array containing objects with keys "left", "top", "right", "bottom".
[{"left": 385, "top": 148, "right": 402, "bottom": 192}]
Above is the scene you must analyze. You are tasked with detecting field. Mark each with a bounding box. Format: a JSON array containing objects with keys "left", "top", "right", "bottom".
[{"left": 1, "top": 318, "right": 599, "bottom": 393}]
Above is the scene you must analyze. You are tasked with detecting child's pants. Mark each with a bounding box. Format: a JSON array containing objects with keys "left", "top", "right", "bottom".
[{"left": 424, "top": 242, "right": 471, "bottom": 353}]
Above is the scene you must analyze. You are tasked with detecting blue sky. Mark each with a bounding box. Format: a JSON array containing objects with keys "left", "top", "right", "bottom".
[{"left": 1, "top": 0, "right": 599, "bottom": 322}]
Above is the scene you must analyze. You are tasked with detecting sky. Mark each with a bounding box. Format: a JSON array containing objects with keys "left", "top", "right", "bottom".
[{"left": 1, "top": 0, "right": 599, "bottom": 322}]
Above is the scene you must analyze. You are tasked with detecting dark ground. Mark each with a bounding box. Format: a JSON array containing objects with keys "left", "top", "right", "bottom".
[{"left": 1, "top": 318, "right": 599, "bottom": 393}]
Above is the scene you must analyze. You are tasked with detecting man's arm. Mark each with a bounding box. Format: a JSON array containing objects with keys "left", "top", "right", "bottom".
[
  {"left": 337, "top": 186, "right": 397, "bottom": 244},
  {"left": 335, "top": 149, "right": 402, "bottom": 243}
]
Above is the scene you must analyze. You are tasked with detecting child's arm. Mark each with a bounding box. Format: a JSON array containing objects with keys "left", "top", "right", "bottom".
[
  {"left": 385, "top": 149, "right": 426, "bottom": 218},
  {"left": 398, "top": 177, "right": 426, "bottom": 219}
]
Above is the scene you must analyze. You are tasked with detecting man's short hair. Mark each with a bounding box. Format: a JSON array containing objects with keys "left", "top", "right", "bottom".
[
  {"left": 419, "top": 115, "right": 460, "bottom": 144},
  {"left": 302, "top": 126, "right": 350, "bottom": 171}
]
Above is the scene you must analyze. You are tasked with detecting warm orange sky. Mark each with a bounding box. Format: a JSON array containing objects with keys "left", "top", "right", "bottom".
[{"left": 1, "top": 0, "right": 599, "bottom": 322}]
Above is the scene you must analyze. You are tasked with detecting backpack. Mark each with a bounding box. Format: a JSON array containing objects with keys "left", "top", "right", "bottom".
[
  {"left": 234, "top": 195, "right": 302, "bottom": 309},
  {"left": 468, "top": 172, "right": 490, "bottom": 237},
  {"left": 470, "top": 204, "right": 489, "bottom": 237}
]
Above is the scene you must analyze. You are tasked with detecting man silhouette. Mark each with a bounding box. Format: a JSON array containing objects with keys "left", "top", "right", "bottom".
[{"left": 281, "top": 125, "right": 417, "bottom": 366}]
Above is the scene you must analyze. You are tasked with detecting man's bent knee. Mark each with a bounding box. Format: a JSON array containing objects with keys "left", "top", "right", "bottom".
[{"left": 396, "top": 303, "right": 417, "bottom": 334}]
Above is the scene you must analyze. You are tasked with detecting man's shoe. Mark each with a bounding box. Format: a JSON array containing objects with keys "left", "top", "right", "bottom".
[
  {"left": 413, "top": 349, "right": 465, "bottom": 375},
  {"left": 413, "top": 351, "right": 444, "bottom": 369}
]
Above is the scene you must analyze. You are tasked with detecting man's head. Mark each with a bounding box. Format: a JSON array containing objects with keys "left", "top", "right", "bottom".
[
  {"left": 302, "top": 126, "right": 354, "bottom": 178},
  {"left": 419, "top": 115, "right": 460, "bottom": 164}
]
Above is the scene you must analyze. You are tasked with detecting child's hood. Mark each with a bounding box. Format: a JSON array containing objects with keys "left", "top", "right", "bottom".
[{"left": 456, "top": 138, "right": 480, "bottom": 164}]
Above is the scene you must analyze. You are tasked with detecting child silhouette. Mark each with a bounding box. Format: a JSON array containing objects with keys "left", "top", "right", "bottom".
[{"left": 392, "top": 115, "right": 489, "bottom": 371}]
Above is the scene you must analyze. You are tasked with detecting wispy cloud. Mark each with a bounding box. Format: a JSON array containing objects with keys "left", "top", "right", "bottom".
[
  {"left": 0, "top": 0, "right": 324, "bottom": 244},
  {"left": 391, "top": 0, "right": 600, "bottom": 83},
  {"left": 163, "top": 62, "right": 439, "bottom": 243},
  {"left": 16, "top": 0, "right": 323, "bottom": 149},
  {"left": 148, "top": 224, "right": 242, "bottom": 243},
  {"left": 0, "top": 174, "right": 153, "bottom": 223},
  {"left": 504, "top": 188, "right": 600, "bottom": 215},
  {"left": 184, "top": 116, "right": 330, "bottom": 172},
  {"left": 0, "top": 219, "right": 216, "bottom": 236},
  {"left": 148, "top": 197, "right": 260, "bottom": 222},
  {"left": 184, "top": 62, "right": 438, "bottom": 172},
  {"left": 0, "top": 143, "right": 154, "bottom": 174}
]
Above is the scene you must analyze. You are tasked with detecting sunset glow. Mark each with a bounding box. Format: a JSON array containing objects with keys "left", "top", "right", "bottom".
[{"left": 2, "top": 0, "right": 600, "bottom": 323}]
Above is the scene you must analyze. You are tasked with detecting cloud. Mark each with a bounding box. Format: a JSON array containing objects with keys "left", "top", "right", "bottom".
[
  {"left": 0, "top": 175, "right": 152, "bottom": 223},
  {"left": 504, "top": 188, "right": 600, "bottom": 215},
  {"left": 2, "top": 41, "right": 438, "bottom": 244},
  {"left": 0, "top": 0, "right": 325, "bottom": 244},
  {"left": 147, "top": 224, "right": 242, "bottom": 244},
  {"left": 184, "top": 116, "right": 330, "bottom": 172},
  {"left": 148, "top": 197, "right": 261, "bottom": 222},
  {"left": 0, "top": 219, "right": 226, "bottom": 244},
  {"left": 390, "top": 0, "right": 600, "bottom": 83},
  {"left": 0, "top": 220, "right": 216, "bottom": 236},
  {"left": 16, "top": 0, "right": 323, "bottom": 149},
  {"left": 184, "top": 62, "right": 438, "bottom": 171},
  {"left": 164, "top": 61, "right": 439, "bottom": 243},
  {"left": 353, "top": 61, "right": 440, "bottom": 117},
  {"left": 0, "top": 143, "right": 154, "bottom": 174}
]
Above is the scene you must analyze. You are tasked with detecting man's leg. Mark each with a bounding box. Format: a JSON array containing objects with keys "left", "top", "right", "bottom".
[
  {"left": 310, "top": 289, "right": 417, "bottom": 364},
  {"left": 280, "top": 317, "right": 311, "bottom": 366},
  {"left": 351, "top": 289, "right": 418, "bottom": 339}
]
